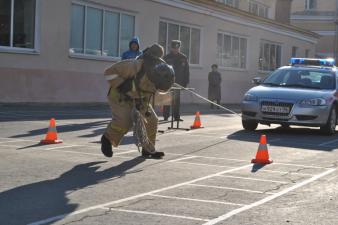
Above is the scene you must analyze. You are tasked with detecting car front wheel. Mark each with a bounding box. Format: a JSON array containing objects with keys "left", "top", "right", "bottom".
[
  {"left": 320, "top": 107, "right": 337, "bottom": 136},
  {"left": 242, "top": 120, "right": 258, "bottom": 131}
]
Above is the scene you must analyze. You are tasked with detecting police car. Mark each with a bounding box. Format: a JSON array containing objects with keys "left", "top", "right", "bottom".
[{"left": 241, "top": 58, "right": 338, "bottom": 135}]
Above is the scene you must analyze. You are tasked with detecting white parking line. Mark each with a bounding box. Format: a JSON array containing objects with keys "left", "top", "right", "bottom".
[
  {"left": 0, "top": 144, "right": 21, "bottom": 148},
  {"left": 28, "top": 164, "right": 252, "bottom": 225},
  {"left": 170, "top": 161, "right": 235, "bottom": 169},
  {"left": 39, "top": 148, "right": 132, "bottom": 159},
  {"left": 203, "top": 168, "right": 336, "bottom": 225},
  {"left": 45, "top": 145, "right": 82, "bottom": 150},
  {"left": 169, "top": 156, "right": 199, "bottom": 163},
  {"left": 1, "top": 136, "right": 328, "bottom": 170},
  {"left": 0, "top": 139, "right": 30, "bottom": 144},
  {"left": 100, "top": 207, "right": 210, "bottom": 222},
  {"left": 187, "top": 184, "right": 274, "bottom": 195},
  {"left": 165, "top": 153, "right": 248, "bottom": 163},
  {"left": 261, "top": 169, "right": 313, "bottom": 177},
  {"left": 149, "top": 194, "right": 244, "bottom": 206},
  {"left": 217, "top": 175, "right": 289, "bottom": 184}
]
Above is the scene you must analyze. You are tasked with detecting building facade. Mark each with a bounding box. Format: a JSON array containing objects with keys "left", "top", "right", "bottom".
[
  {"left": 0, "top": 0, "right": 318, "bottom": 104},
  {"left": 291, "top": 0, "right": 338, "bottom": 58}
]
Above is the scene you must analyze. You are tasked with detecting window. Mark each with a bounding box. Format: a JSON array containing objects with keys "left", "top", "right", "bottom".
[
  {"left": 0, "top": 0, "right": 36, "bottom": 49},
  {"left": 249, "top": 1, "right": 269, "bottom": 18},
  {"left": 292, "top": 46, "right": 298, "bottom": 57},
  {"left": 305, "top": 0, "right": 316, "bottom": 10},
  {"left": 217, "top": 32, "right": 247, "bottom": 69},
  {"left": 215, "top": 0, "right": 239, "bottom": 8},
  {"left": 305, "top": 49, "right": 310, "bottom": 58},
  {"left": 70, "top": 3, "right": 135, "bottom": 58},
  {"left": 259, "top": 41, "right": 282, "bottom": 71},
  {"left": 158, "top": 21, "right": 201, "bottom": 64}
]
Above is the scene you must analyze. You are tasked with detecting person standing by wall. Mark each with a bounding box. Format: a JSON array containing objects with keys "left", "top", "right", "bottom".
[
  {"left": 162, "top": 40, "right": 190, "bottom": 121},
  {"left": 121, "top": 37, "right": 142, "bottom": 60},
  {"left": 208, "top": 64, "right": 222, "bottom": 109}
]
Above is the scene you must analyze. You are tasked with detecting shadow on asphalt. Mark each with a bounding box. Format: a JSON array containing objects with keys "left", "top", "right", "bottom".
[
  {"left": 0, "top": 158, "right": 145, "bottom": 225},
  {"left": 10, "top": 120, "right": 109, "bottom": 139},
  {"left": 227, "top": 126, "right": 338, "bottom": 151},
  {"left": 251, "top": 164, "right": 267, "bottom": 172}
]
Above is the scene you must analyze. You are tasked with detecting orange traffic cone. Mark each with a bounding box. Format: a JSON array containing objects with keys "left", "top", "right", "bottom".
[
  {"left": 251, "top": 135, "right": 273, "bottom": 164},
  {"left": 40, "top": 118, "right": 63, "bottom": 144},
  {"left": 190, "top": 111, "right": 203, "bottom": 129}
]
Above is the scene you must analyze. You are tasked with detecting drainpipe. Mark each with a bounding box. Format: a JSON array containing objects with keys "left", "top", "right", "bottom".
[{"left": 335, "top": 0, "right": 338, "bottom": 61}]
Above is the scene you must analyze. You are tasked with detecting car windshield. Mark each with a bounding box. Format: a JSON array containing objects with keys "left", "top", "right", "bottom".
[{"left": 262, "top": 68, "right": 336, "bottom": 90}]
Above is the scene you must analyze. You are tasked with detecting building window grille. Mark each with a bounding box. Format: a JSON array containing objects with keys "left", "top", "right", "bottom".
[
  {"left": 305, "top": 0, "right": 316, "bottom": 10},
  {"left": 214, "top": 0, "right": 239, "bottom": 8},
  {"left": 259, "top": 41, "right": 282, "bottom": 71},
  {"left": 158, "top": 21, "right": 201, "bottom": 65},
  {"left": 70, "top": 3, "right": 135, "bottom": 58},
  {"left": 0, "top": 0, "right": 36, "bottom": 49},
  {"left": 217, "top": 32, "right": 247, "bottom": 69},
  {"left": 249, "top": 1, "right": 269, "bottom": 18}
]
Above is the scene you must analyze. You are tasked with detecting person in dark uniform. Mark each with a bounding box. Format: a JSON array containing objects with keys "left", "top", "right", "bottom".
[
  {"left": 163, "top": 40, "right": 190, "bottom": 121},
  {"left": 208, "top": 64, "right": 222, "bottom": 109}
]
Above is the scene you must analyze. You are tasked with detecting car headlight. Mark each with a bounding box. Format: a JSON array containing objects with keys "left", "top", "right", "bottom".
[
  {"left": 243, "top": 94, "right": 258, "bottom": 102},
  {"left": 299, "top": 98, "right": 327, "bottom": 106}
]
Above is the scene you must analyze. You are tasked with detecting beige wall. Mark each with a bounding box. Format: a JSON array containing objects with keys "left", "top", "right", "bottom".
[
  {"left": 0, "top": 0, "right": 317, "bottom": 103},
  {"left": 292, "top": 0, "right": 336, "bottom": 12},
  {"left": 291, "top": 0, "right": 337, "bottom": 57}
]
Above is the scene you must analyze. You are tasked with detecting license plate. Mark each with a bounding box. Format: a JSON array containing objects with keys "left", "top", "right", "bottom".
[{"left": 261, "top": 105, "right": 290, "bottom": 114}]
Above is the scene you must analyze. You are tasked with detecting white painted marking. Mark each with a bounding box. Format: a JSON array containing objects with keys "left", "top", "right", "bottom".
[
  {"left": 203, "top": 168, "right": 336, "bottom": 225},
  {"left": 169, "top": 133, "right": 222, "bottom": 138},
  {"left": 261, "top": 169, "right": 313, "bottom": 176},
  {"left": 39, "top": 148, "right": 132, "bottom": 159},
  {"left": 217, "top": 175, "right": 289, "bottom": 184},
  {"left": 319, "top": 139, "right": 338, "bottom": 147},
  {"left": 115, "top": 150, "right": 138, "bottom": 155},
  {"left": 169, "top": 156, "right": 198, "bottom": 163},
  {"left": 188, "top": 184, "right": 274, "bottom": 195},
  {"left": 0, "top": 139, "right": 29, "bottom": 144},
  {"left": 165, "top": 153, "right": 248, "bottom": 163},
  {"left": 273, "top": 162, "right": 327, "bottom": 169},
  {"left": 149, "top": 194, "right": 244, "bottom": 206},
  {"left": 0, "top": 137, "right": 36, "bottom": 142},
  {"left": 0, "top": 137, "right": 329, "bottom": 169},
  {"left": 0, "top": 144, "right": 21, "bottom": 148},
  {"left": 45, "top": 145, "right": 81, "bottom": 150},
  {"left": 100, "top": 207, "right": 210, "bottom": 222},
  {"left": 170, "top": 161, "right": 235, "bottom": 169},
  {"left": 28, "top": 164, "right": 252, "bottom": 225}
]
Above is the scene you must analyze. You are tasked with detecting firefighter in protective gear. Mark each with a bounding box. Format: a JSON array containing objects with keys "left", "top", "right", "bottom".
[{"left": 101, "top": 44, "right": 174, "bottom": 159}]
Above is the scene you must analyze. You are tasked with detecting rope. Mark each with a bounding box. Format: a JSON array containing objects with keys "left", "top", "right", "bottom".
[
  {"left": 173, "top": 83, "right": 241, "bottom": 117},
  {"left": 131, "top": 103, "right": 155, "bottom": 153}
]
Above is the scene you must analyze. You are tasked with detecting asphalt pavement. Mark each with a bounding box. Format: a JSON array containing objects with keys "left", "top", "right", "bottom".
[{"left": 0, "top": 104, "right": 337, "bottom": 225}]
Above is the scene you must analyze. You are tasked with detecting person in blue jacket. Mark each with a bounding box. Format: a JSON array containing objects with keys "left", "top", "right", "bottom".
[{"left": 121, "top": 37, "right": 142, "bottom": 60}]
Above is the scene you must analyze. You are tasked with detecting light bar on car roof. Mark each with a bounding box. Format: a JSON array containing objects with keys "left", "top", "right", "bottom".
[{"left": 290, "top": 58, "right": 336, "bottom": 67}]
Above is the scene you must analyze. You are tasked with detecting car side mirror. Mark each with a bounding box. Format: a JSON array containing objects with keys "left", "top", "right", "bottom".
[{"left": 252, "top": 77, "right": 262, "bottom": 85}]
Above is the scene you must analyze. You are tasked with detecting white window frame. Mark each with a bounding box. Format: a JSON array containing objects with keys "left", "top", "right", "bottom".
[
  {"left": 0, "top": 0, "right": 40, "bottom": 54},
  {"left": 69, "top": 1, "right": 135, "bottom": 61},
  {"left": 215, "top": 0, "right": 239, "bottom": 8},
  {"left": 159, "top": 19, "right": 202, "bottom": 66},
  {"left": 258, "top": 40, "right": 283, "bottom": 72},
  {"left": 305, "top": 0, "right": 316, "bottom": 10},
  {"left": 249, "top": 0, "right": 269, "bottom": 18},
  {"left": 217, "top": 31, "right": 248, "bottom": 70}
]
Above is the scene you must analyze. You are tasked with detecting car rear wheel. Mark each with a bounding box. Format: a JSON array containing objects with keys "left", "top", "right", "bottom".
[
  {"left": 320, "top": 107, "right": 337, "bottom": 136},
  {"left": 242, "top": 120, "right": 258, "bottom": 131}
]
